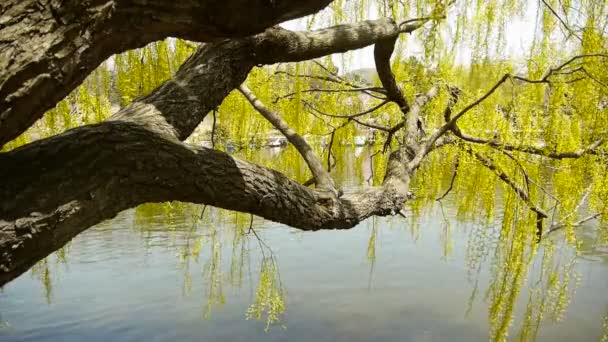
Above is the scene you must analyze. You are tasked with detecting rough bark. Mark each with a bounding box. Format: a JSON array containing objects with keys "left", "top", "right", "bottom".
[
  {"left": 0, "top": 0, "right": 333, "bottom": 146},
  {"left": 0, "top": 121, "right": 405, "bottom": 285},
  {"left": 110, "top": 18, "right": 416, "bottom": 140},
  {"left": 0, "top": 18, "right": 421, "bottom": 286}
]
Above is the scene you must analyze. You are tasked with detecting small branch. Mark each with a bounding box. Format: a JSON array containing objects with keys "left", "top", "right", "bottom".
[
  {"left": 274, "top": 71, "right": 350, "bottom": 86},
  {"left": 302, "top": 177, "right": 315, "bottom": 187},
  {"left": 540, "top": 0, "right": 582, "bottom": 41},
  {"left": 245, "top": 214, "right": 273, "bottom": 257},
  {"left": 274, "top": 71, "right": 387, "bottom": 99},
  {"left": 398, "top": 16, "right": 445, "bottom": 33},
  {"left": 238, "top": 85, "right": 338, "bottom": 194},
  {"left": 383, "top": 121, "right": 405, "bottom": 152},
  {"left": 327, "top": 129, "right": 337, "bottom": 173},
  {"left": 436, "top": 156, "right": 459, "bottom": 201},
  {"left": 274, "top": 87, "right": 387, "bottom": 103},
  {"left": 425, "top": 54, "right": 608, "bottom": 153},
  {"left": 351, "top": 118, "right": 392, "bottom": 132},
  {"left": 443, "top": 85, "right": 463, "bottom": 122},
  {"left": 545, "top": 187, "right": 603, "bottom": 236},
  {"left": 445, "top": 74, "right": 511, "bottom": 128},
  {"left": 499, "top": 150, "right": 531, "bottom": 194},
  {"left": 374, "top": 36, "right": 409, "bottom": 112},
  {"left": 366, "top": 150, "right": 383, "bottom": 184},
  {"left": 454, "top": 131, "right": 604, "bottom": 159},
  {"left": 535, "top": 53, "right": 608, "bottom": 81},
  {"left": 211, "top": 109, "right": 217, "bottom": 148},
  {"left": 303, "top": 99, "right": 389, "bottom": 119},
  {"left": 464, "top": 145, "right": 548, "bottom": 238},
  {"left": 555, "top": 66, "right": 608, "bottom": 89},
  {"left": 546, "top": 213, "right": 601, "bottom": 236}
]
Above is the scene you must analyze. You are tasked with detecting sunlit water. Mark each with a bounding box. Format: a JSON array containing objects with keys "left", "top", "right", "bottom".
[{"left": 1, "top": 147, "right": 607, "bottom": 341}]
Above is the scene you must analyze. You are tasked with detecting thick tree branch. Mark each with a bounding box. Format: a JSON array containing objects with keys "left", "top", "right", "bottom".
[
  {"left": 0, "top": 14, "right": 435, "bottom": 281},
  {"left": 374, "top": 36, "right": 409, "bottom": 111},
  {"left": 0, "top": 121, "right": 412, "bottom": 286},
  {"left": 253, "top": 18, "right": 421, "bottom": 64},
  {"left": 402, "top": 87, "right": 441, "bottom": 169},
  {"left": 371, "top": 15, "right": 438, "bottom": 113},
  {"left": 103, "top": 17, "right": 431, "bottom": 141},
  {"left": 1, "top": 15, "right": 434, "bottom": 147},
  {"left": 0, "top": 0, "right": 334, "bottom": 146},
  {"left": 0, "top": 14, "right": 437, "bottom": 285},
  {"left": 110, "top": 39, "right": 257, "bottom": 140}
]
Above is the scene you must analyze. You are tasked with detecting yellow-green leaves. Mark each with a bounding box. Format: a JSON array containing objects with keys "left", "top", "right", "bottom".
[{"left": 246, "top": 257, "right": 286, "bottom": 331}]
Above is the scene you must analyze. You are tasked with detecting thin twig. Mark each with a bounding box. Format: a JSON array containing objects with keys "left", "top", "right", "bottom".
[
  {"left": 303, "top": 99, "right": 389, "bottom": 119},
  {"left": 540, "top": 0, "right": 582, "bottom": 41},
  {"left": 211, "top": 109, "right": 217, "bottom": 149},
  {"left": 436, "top": 156, "right": 459, "bottom": 201},
  {"left": 274, "top": 87, "right": 387, "bottom": 103}
]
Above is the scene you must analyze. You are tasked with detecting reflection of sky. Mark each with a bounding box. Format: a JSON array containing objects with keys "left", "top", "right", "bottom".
[{"left": 1, "top": 194, "right": 606, "bottom": 341}]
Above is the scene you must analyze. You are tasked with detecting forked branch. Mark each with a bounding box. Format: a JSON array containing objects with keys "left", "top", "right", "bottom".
[
  {"left": 238, "top": 85, "right": 338, "bottom": 194},
  {"left": 425, "top": 54, "right": 608, "bottom": 156}
]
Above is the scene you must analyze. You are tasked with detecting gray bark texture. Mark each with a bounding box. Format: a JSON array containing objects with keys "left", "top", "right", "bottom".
[
  {"left": 0, "top": 8, "right": 421, "bottom": 286},
  {"left": 0, "top": 0, "right": 333, "bottom": 146}
]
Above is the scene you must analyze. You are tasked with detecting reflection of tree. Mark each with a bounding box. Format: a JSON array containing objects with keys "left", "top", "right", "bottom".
[
  {"left": 18, "top": 146, "right": 606, "bottom": 334},
  {"left": 467, "top": 191, "right": 582, "bottom": 341},
  {"left": 366, "top": 219, "right": 378, "bottom": 290},
  {"left": 126, "top": 156, "right": 605, "bottom": 335},
  {"left": 601, "top": 311, "right": 608, "bottom": 342},
  {"left": 438, "top": 202, "right": 454, "bottom": 259},
  {"left": 516, "top": 240, "right": 578, "bottom": 341},
  {"left": 0, "top": 313, "right": 9, "bottom": 330},
  {"left": 30, "top": 258, "right": 53, "bottom": 304},
  {"left": 202, "top": 227, "right": 225, "bottom": 319},
  {"left": 29, "top": 242, "right": 71, "bottom": 305}
]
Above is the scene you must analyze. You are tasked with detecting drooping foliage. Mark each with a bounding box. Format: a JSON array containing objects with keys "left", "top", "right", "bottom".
[{"left": 5, "top": 0, "right": 607, "bottom": 337}]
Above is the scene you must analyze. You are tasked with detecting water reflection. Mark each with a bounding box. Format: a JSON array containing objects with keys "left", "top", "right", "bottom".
[{"left": 1, "top": 146, "right": 607, "bottom": 341}]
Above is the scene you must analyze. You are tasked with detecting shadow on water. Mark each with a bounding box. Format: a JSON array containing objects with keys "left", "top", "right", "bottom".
[{"left": 1, "top": 146, "right": 607, "bottom": 341}]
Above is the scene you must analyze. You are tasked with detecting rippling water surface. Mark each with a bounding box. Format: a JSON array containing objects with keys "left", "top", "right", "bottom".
[{"left": 1, "top": 148, "right": 607, "bottom": 341}]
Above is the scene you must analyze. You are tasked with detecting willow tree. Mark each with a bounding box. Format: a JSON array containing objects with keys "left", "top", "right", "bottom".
[{"left": 0, "top": 0, "right": 607, "bottom": 286}]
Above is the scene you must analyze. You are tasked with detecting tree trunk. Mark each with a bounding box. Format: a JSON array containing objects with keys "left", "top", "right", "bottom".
[
  {"left": 0, "top": 17, "right": 416, "bottom": 286},
  {"left": 0, "top": 0, "right": 333, "bottom": 146},
  {"left": 0, "top": 120, "right": 409, "bottom": 285}
]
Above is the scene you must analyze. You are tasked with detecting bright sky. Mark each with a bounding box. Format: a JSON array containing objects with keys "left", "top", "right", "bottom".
[{"left": 283, "top": 1, "right": 540, "bottom": 72}]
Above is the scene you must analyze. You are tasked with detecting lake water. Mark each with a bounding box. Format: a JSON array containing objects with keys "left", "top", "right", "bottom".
[{"left": 1, "top": 147, "right": 607, "bottom": 341}]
